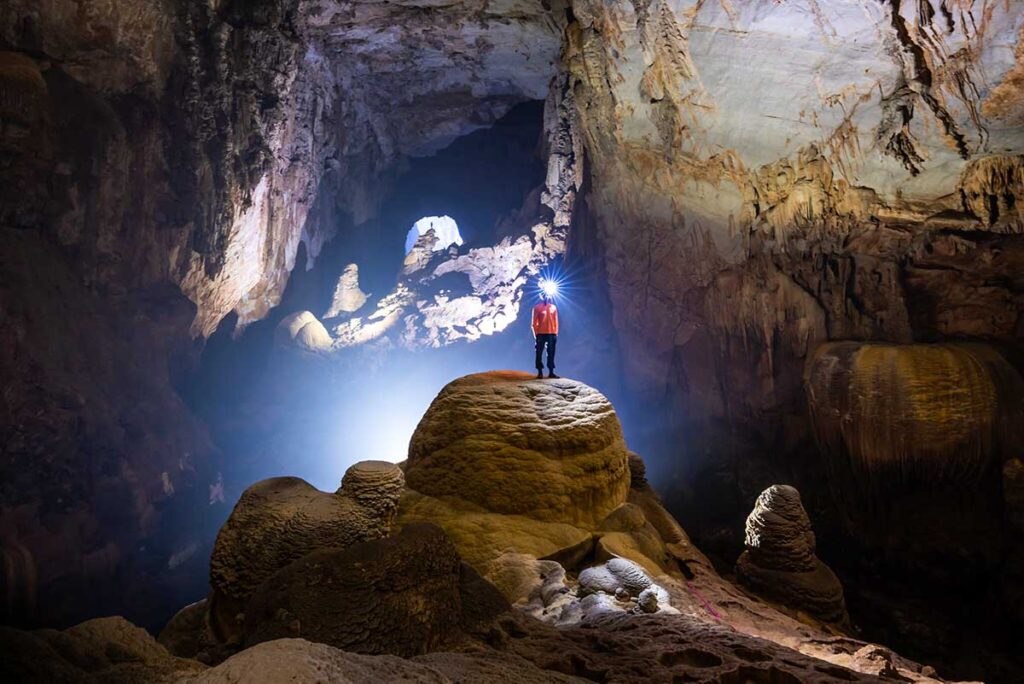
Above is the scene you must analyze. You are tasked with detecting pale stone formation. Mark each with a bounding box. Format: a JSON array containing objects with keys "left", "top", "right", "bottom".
[
  {"left": 186, "top": 638, "right": 586, "bottom": 684},
  {"left": 405, "top": 371, "right": 630, "bottom": 524},
  {"left": 736, "top": 485, "right": 848, "bottom": 626},
  {"left": 208, "top": 460, "right": 405, "bottom": 642},
  {"left": 322, "top": 264, "right": 368, "bottom": 319},
  {"left": 273, "top": 311, "right": 332, "bottom": 352}
]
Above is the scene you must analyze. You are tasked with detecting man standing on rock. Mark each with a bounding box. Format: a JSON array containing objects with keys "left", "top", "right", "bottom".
[{"left": 532, "top": 288, "right": 559, "bottom": 379}]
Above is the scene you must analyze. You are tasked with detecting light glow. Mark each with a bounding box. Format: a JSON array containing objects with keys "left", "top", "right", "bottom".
[{"left": 539, "top": 278, "right": 559, "bottom": 297}]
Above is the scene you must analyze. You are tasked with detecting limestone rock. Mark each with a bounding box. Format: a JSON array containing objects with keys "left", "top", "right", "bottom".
[
  {"left": 186, "top": 637, "right": 587, "bottom": 684},
  {"left": 322, "top": 264, "right": 368, "bottom": 319},
  {"left": 483, "top": 552, "right": 575, "bottom": 623},
  {"left": 184, "top": 638, "right": 447, "bottom": 684},
  {"left": 805, "top": 341, "right": 1024, "bottom": 570},
  {"left": 398, "top": 371, "right": 630, "bottom": 570},
  {"left": 273, "top": 311, "right": 332, "bottom": 352},
  {"left": 208, "top": 460, "right": 405, "bottom": 641},
  {"left": 405, "top": 371, "right": 630, "bottom": 526},
  {"left": 0, "top": 616, "right": 205, "bottom": 683},
  {"left": 242, "top": 523, "right": 507, "bottom": 656},
  {"left": 736, "top": 485, "right": 848, "bottom": 625},
  {"left": 578, "top": 557, "right": 671, "bottom": 607}
]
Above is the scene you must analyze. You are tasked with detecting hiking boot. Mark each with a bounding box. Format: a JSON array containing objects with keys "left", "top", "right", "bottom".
[
  {"left": 535, "top": 371, "right": 544, "bottom": 379},
  {"left": 547, "top": 372, "right": 560, "bottom": 379}
]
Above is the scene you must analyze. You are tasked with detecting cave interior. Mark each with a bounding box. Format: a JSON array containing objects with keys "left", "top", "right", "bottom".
[{"left": 2, "top": 1, "right": 1024, "bottom": 682}]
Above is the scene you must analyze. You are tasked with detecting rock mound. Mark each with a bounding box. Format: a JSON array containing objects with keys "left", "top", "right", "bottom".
[
  {"left": 736, "top": 485, "right": 848, "bottom": 625},
  {"left": 405, "top": 371, "right": 630, "bottom": 525},
  {"left": 274, "top": 311, "right": 332, "bottom": 351},
  {"left": 399, "top": 371, "right": 632, "bottom": 569},
  {"left": 209, "top": 460, "right": 404, "bottom": 641},
  {"left": 242, "top": 523, "right": 507, "bottom": 656},
  {"left": 0, "top": 616, "right": 204, "bottom": 682}
]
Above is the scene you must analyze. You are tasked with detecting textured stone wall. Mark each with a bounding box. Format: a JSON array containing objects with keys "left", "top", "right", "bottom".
[{"left": 560, "top": 0, "right": 1024, "bottom": 548}]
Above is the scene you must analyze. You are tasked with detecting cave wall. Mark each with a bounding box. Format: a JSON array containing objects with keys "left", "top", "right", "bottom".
[
  {"left": 560, "top": 0, "right": 1024, "bottom": 542},
  {"left": 0, "top": 0, "right": 564, "bottom": 627},
  {"left": 2, "top": 0, "right": 1023, "bottom": 656}
]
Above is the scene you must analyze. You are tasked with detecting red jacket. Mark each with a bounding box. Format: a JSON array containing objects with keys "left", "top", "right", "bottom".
[{"left": 532, "top": 302, "right": 559, "bottom": 335}]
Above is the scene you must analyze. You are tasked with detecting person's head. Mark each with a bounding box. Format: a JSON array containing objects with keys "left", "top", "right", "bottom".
[{"left": 540, "top": 293, "right": 551, "bottom": 304}]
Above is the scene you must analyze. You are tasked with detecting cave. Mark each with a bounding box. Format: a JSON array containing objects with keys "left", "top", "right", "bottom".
[{"left": 2, "top": 1, "right": 1023, "bottom": 682}]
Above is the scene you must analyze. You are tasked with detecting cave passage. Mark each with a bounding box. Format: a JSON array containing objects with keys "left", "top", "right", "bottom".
[{"left": 184, "top": 101, "right": 627, "bottom": 497}]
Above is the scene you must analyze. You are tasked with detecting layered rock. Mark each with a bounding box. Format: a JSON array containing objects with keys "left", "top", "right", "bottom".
[
  {"left": 208, "top": 460, "right": 404, "bottom": 641},
  {"left": 0, "top": 0, "right": 567, "bottom": 626},
  {"left": 399, "top": 371, "right": 631, "bottom": 568},
  {"left": 805, "top": 342, "right": 1024, "bottom": 555},
  {"left": 0, "top": 616, "right": 205, "bottom": 682},
  {"left": 273, "top": 311, "right": 333, "bottom": 353},
  {"left": 242, "top": 523, "right": 507, "bottom": 656},
  {"left": 322, "top": 264, "right": 368, "bottom": 319},
  {"left": 736, "top": 486, "right": 848, "bottom": 626}
]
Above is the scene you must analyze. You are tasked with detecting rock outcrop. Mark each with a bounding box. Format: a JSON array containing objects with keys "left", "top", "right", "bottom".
[
  {"left": 805, "top": 342, "right": 1024, "bottom": 561},
  {"left": 242, "top": 523, "right": 507, "bottom": 656},
  {"left": 322, "top": 264, "right": 368, "bottom": 319},
  {"left": 0, "top": 616, "right": 205, "bottom": 682},
  {"left": 209, "top": 460, "right": 404, "bottom": 641},
  {"left": 399, "top": 371, "right": 631, "bottom": 568},
  {"left": 274, "top": 311, "right": 333, "bottom": 353},
  {"left": 736, "top": 486, "right": 848, "bottom": 626}
]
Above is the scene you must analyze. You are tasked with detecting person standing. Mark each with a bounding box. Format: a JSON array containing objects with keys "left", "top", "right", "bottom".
[{"left": 532, "top": 293, "right": 559, "bottom": 379}]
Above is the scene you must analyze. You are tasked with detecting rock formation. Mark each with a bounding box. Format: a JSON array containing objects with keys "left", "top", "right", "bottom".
[
  {"left": 274, "top": 311, "right": 333, "bottom": 353},
  {"left": 0, "top": 616, "right": 205, "bottom": 682},
  {"left": 208, "top": 460, "right": 404, "bottom": 641},
  {"left": 805, "top": 342, "right": 1024, "bottom": 561},
  {"left": 399, "top": 371, "right": 632, "bottom": 568},
  {"left": 736, "top": 485, "right": 848, "bottom": 626},
  {"left": 242, "top": 523, "right": 507, "bottom": 656},
  {"left": 322, "top": 264, "right": 368, "bottom": 319}
]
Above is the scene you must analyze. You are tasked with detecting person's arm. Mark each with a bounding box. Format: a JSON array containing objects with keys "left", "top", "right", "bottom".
[
  {"left": 552, "top": 306, "right": 559, "bottom": 335},
  {"left": 531, "top": 305, "right": 538, "bottom": 339}
]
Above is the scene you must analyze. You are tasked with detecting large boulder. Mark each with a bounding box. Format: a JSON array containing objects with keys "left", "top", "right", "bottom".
[
  {"left": 805, "top": 342, "right": 1024, "bottom": 571},
  {"left": 736, "top": 485, "right": 848, "bottom": 626},
  {"left": 399, "top": 371, "right": 631, "bottom": 568},
  {"left": 405, "top": 371, "right": 630, "bottom": 525},
  {"left": 241, "top": 523, "right": 508, "bottom": 656},
  {"left": 209, "top": 460, "right": 405, "bottom": 641},
  {"left": 0, "top": 616, "right": 205, "bottom": 683},
  {"left": 273, "top": 311, "right": 332, "bottom": 352}
]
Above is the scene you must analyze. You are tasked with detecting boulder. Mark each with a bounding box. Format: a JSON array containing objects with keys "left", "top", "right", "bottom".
[
  {"left": 405, "top": 371, "right": 630, "bottom": 525},
  {"left": 273, "top": 311, "right": 332, "bottom": 351},
  {"left": 483, "top": 552, "right": 575, "bottom": 623},
  {"left": 184, "top": 638, "right": 447, "bottom": 683},
  {"left": 736, "top": 485, "right": 848, "bottom": 625},
  {"left": 805, "top": 341, "right": 1023, "bottom": 576},
  {"left": 399, "top": 371, "right": 631, "bottom": 569},
  {"left": 186, "top": 637, "right": 585, "bottom": 684},
  {"left": 209, "top": 460, "right": 404, "bottom": 641},
  {"left": 0, "top": 616, "right": 205, "bottom": 683},
  {"left": 242, "top": 523, "right": 508, "bottom": 656}
]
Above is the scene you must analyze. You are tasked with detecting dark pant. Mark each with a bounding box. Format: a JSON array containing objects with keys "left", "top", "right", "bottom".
[{"left": 535, "top": 333, "right": 557, "bottom": 371}]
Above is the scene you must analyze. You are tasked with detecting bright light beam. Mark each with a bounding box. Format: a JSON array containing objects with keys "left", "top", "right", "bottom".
[{"left": 539, "top": 278, "right": 559, "bottom": 297}]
